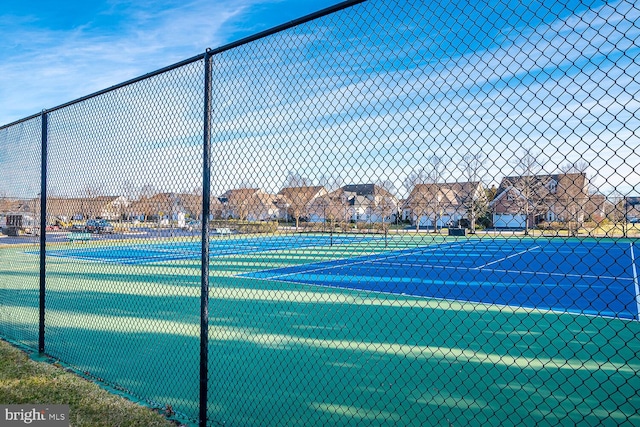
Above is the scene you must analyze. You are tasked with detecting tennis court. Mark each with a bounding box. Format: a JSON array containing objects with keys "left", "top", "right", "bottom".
[
  {"left": 5, "top": 234, "right": 640, "bottom": 424},
  {"left": 243, "top": 238, "right": 640, "bottom": 320},
  {"left": 42, "top": 234, "right": 640, "bottom": 320},
  {"left": 42, "top": 234, "right": 375, "bottom": 265}
]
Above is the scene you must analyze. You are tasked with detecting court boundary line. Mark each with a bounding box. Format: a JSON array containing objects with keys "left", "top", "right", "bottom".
[
  {"left": 245, "top": 240, "right": 634, "bottom": 285},
  {"left": 371, "top": 261, "right": 631, "bottom": 283},
  {"left": 41, "top": 234, "right": 379, "bottom": 265},
  {"left": 258, "top": 262, "right": 628, "bottom": 291},
  {"left": 250, "top": 240, "right": 475, "bottom": 281},
  {"left": 630, "top": 243, "right": 640, "bottom": 321},
  {"left": 473, "top": 245, "right": 541, "bottom": 270},
  {"left": 238, "top": 273, "right": 634, "bottom": 321},
  {"left": 239, "top": 240, "right": 639, "bottom": 320}
]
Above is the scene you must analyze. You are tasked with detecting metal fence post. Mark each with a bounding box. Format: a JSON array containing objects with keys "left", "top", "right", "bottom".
[
  {"left": 38, "top": 110, "right": 48, "bottom": 355},
  {"left": 200, "top": 49, "right": 213, "bottom": 427}
]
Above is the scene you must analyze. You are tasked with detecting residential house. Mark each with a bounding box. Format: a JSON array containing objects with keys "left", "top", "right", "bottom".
[
  {"left": 275, "top": 186, "right": 328, "bottom": 227},
  {"left": 219, "top": 188, "right": 279, "bottom": 221},
  {"left": 307, "top": 184, "right": 399, "bottom": 224},
  {"left": 247, "top": 192, "right": 279, "bottom": 221},
  {"left": 404, "top": 181, "right": 485, "bottom": 229},
  {"left": 0, "top": 198, "right": 32, "bottom": 215},
  {"left": 45, "top": 196, "right": 129, "bottom": 221},
  {"left": 129, "top": 193, "right": 186, "bottom": 223},
  {"left": 583, "top": 193, "right": 612, "bottom": 223},
  {"left": 129, "top": 192, "right": 223, "bottom": 223},
  {"left": 491, "top": 173, "right": 588, "bottom": 229},
  {"left": 340, "top": 184, "right": 399, "bottom": 223},
  {"left": 624, "top": 197, "right": 640, "bottom": 222}
]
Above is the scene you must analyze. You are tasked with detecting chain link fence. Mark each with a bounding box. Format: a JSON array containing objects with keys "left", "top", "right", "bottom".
[{"left": 1, "top": 0, "right": 639, "bottom": 425}]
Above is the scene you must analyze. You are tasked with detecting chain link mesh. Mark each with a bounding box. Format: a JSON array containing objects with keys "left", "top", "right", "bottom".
[
  {"left": 0, "top": 117, "right": 41, "bottom": 347},
  {"left": 1, "top": 0, "right": 639, "bottom": 425}
]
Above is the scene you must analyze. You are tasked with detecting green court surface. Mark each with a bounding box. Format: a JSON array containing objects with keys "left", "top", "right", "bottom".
[{"left": 0, "top": 234, "right": 639, "bottom": 426}]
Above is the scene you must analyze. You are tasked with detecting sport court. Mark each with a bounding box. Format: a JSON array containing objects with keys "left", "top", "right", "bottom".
[
  {"left": 44, "top": 234, "right": 640, "bottom": 320},
  {"left": 243, "top": 238, "right": 640, "bottom": 320},
  {"left": 14, "top": 234, "right": 640, "bottom": 423},
  {"left": 43, "top": 234, "right": 371, "bottom": 265}
]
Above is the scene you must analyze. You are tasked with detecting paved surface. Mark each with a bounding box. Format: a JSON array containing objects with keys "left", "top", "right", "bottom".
[{"left": 0, "top": 227, "right": 201, "bottom": 245}]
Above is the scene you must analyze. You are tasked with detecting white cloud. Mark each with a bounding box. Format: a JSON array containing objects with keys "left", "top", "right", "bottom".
[
  {"left": 0, "top": 1, "right": 256, "bottom": 124},
  {"left": 2, "top": 0, "right": 639, "bottom": 198}
]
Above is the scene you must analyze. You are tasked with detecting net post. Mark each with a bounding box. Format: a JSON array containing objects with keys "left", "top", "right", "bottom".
[
  {"left": 38, "top": 110, "right": 48, "bottom": 355},
  {"left": 199, "top": 49, "right": 213, "bottom": 427}
]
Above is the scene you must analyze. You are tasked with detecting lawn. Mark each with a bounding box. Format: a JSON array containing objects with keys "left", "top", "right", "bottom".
[{"left": 0, "top": 338, "right": 181, "bottom": 427}]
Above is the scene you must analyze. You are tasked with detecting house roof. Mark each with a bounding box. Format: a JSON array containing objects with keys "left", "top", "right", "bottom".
[
  {"left": 250, "top": 191, "right": 278, "bottom": 207},
  {"left": 490, "top": 173, "right": 589, "bottom": 215},
  {"left": 404, "top": 181, "right": 482, "bottom": 208},
  {"left": 341, "top": 184, "right": 396, "bottom": 200},
  {"left": 129, "top": 192, "right": 221, "bottom": 214},
  {"left": 276, "top": 186, "right": 325, "bottom": 206},
  {"left": 219, "top": 188, "right": 261, "bottom": 202},
  {"left": 342, "top": 184, "right": 377, "bottom": 196},
  {"left": 494, "top": 173, "right": 587, "bottom": 200},
  {"left": 334, "top": 184, "right": 398, "bottom": 205}
]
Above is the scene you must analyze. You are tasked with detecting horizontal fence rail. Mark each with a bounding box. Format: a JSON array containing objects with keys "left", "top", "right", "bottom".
[{"left": 1, "top": 0, "right": 639, "bottom": 425}]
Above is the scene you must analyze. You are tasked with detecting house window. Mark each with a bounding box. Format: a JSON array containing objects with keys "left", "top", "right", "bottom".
[{"left": 547, "top": 179, "right": 557, "bottom": 193}]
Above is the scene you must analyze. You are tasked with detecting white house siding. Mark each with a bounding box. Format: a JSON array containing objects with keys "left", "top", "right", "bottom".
[
  {"left": 414, "top": 214, "right": 459, "bottom": 228},
  {"left": 493, "top": 213, "right": 526, "bottom": 228}
]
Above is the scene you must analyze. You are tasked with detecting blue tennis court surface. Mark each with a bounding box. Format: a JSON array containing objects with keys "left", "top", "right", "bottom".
[
  {"left": 243, "top": 239, "right": 640, "bottom": 320},
  {"left": 43, "top": 235, "right": 371, "bottom": 265}
]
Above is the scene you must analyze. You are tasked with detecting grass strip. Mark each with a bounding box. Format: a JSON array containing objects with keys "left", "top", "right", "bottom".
[{"left": 0, "top": 339, "right": 181, "bottom": 427}]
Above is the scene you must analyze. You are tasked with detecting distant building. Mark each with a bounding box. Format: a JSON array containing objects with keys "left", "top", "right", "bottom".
[
  {"left": 46, "top": 196, "right": 128, "bottom": 221},
  {"left": 275, "top": 186, "right": 328, "bottom": 226},
  {"left": 625, "top": 197, "right": 640, "bottom": 221},
  {"left": 307, "top": 184, "right": 399, "bottom": 224},
  {"left": 404, "top": 181, "right": 485, "bottom": 229},
  {"left": 490, "top": 173, "right": 588, "bottom": 229},
  {"left": 218, "top": 188, "right": 279, "bottom": 221}
]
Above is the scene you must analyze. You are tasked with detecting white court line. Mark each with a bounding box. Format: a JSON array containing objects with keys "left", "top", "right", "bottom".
[
  {"left": 371, "top": 261, "right": 632, "bottom": 283},
  {"left": 473, "top": 246, "right": 541, "bottom": 270},
  {"left": 466, "top": 267, "right": 631, "bottom": 283},
  {"left": 629, "top": 243, "right": 640, "bottom": 321},
  {"left": 256, "top": 240, "right": 475, "bottom": 281}
]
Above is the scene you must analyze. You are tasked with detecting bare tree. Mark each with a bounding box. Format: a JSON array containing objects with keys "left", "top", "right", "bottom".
[
  {"left": 507, "top": 147, "right": 549, "bottom": 235},
  {"left": 318, "top": 190, "right": 350, "bottom": 231},
  {"left": 83, "top": 183, "right": 104, "bottom": 219},
  {"left": 318, "top": 174, "right": 344, "bottom": 192},
  {"left": 426, "top": 155, "right": 445, "bottom": 231},
  {"left": 226, "top": 189, "right": 257, "bottom": 221},
  {"left": 403, "top": 170, "right": 429, "bottom": 196},
  {"left": 561, "top": 160, "right": 594, "bottom": 194},
  {"left": 608, "top": 190, "right": 627, "bottom": 237},
  {"left": 404, "top": 154, "right": 446, "bottom": 231},
  {"left": 139, "top": 184, "right": 156, "bottom": 200},
  {"left": 375, "top": 179, "right": 396, "bottom": 195},
  {"left": 560, "top": 160, "right": 589, "bottom": 174},
  {"left": 375, "top": 195, "right": 397, "bottom": 246},
  {"left": 284, "top": 171, "right": 311, "bottom": 188},
  {"left": 182, "top": 190, "right": 203, "bottom": 221},
  {"left": 121, "top": 180, "right": 138, "bottom": 221},
  {"left": 279, "top": 187, "right": 321, "bottom": 231},
  {"left": 460, "top": 153, "right": 488, "bottom": 233}
]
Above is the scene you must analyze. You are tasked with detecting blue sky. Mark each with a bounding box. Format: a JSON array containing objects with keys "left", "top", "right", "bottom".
[
  {"left": 1, "top": 0, "right": 639, "bottom": 199},
  {"left": 0, "top": 0, "right": 346, "bottom": 125}
]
